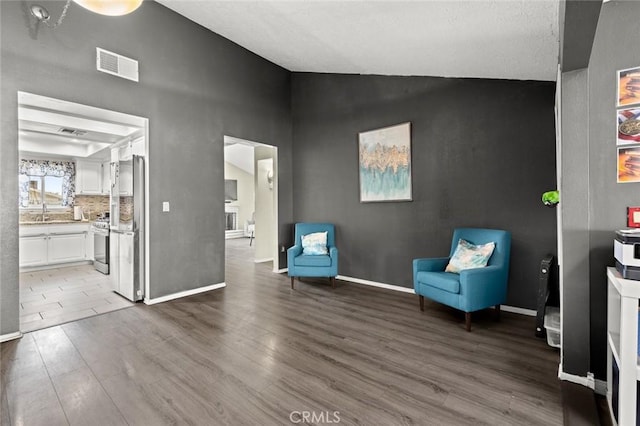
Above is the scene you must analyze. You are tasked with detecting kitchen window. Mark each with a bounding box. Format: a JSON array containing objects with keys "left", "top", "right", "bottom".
[{"left": 18, "top": 159, "right": 76, "bottom": 208}]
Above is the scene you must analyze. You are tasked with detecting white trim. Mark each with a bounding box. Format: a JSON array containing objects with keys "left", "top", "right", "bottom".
[
  {"left": 499, "top": 305, "right": 536, "bottom": 317},
  {"left": 558, "top": 365, "right": 596, "bottom": 390},
  {"left": 144, "top": 282, "right": 225, "bottom": 305},
  {"left": 275, "top": 268, "right": 288, "bottom": 274},
  {"left": 254, "top": 258, "right": 273, "bottom": 264},
  {"left": 20, "top": 260, "right": 92, "bottom": 273},
  {"left": 595, "top": 379, "right": 607, "bottom": 396},
  {"left": 0, "top": 332, "right": 22, "bottom": 343},
  {"left": 337, "top": 275, "right": 537, "bottom": 316},
  {"left": 337, "top": 275, "right": 415, "bottom": 294}
]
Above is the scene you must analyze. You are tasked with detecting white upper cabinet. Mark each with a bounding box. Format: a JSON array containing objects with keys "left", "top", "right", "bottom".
[
  {"left": 101, "top": 161, "right": 110, "bottom": 195},
  {"left": 76, "top": 160, "right": 102, "bottom": 195}
]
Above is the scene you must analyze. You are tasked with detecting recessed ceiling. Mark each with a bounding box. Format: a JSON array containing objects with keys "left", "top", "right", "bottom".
[
  {"left": 157, "top": 0, "right": 560, "bottom": 81},
  {"left": 18, "top": 92, "right": 145, "bottom": 159}
]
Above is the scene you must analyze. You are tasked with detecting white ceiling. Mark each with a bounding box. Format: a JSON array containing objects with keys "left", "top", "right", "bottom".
[
  {"left": 157, "top": 0, "right": 560, "bottom": 81},
  {"left": 18, "top": 92, "right": 145, "bottom": 159},
  {"left": 224, "top": 137, "right": 255, "bottom": 175}
]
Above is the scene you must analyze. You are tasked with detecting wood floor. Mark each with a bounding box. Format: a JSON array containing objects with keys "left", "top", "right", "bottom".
[{"left": 1, "top": 238, "right": 562, "bottom": 425}]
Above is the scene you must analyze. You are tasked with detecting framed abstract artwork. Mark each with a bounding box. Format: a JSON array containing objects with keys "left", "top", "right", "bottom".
[{"left": 358, "top": 122, "right": 412, "bottom": 202}]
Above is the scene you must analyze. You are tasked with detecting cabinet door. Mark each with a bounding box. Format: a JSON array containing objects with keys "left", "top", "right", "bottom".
[
  {"left": 109, "top": 232, "right": 120, "bottom": 291},
  {"left": 119, "top": 162, "right": 133, "bottom": 196},
  {"left": 19, "top": 235, "right": 48, "bottom": 267},
  {"left": 76, "top": 161, "right": 102, "bottom": 195},
  {"left": 86, "top": 230, "right": 94, "bottom": 260},
  {"left": 48, "top": 233, "right": 86, "bottom": 264},
  {"left": 101, "top": 161, "right": 110, "bottom": 195}
]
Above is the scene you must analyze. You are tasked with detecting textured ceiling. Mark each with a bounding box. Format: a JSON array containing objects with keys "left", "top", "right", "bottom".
[{"left": 157, "top": 0, "right": 560, "bottom": 81}]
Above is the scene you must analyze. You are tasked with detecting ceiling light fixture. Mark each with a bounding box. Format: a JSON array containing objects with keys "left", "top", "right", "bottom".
[{"left": 30, "top": 0, "right": 142, "bottom": 28}]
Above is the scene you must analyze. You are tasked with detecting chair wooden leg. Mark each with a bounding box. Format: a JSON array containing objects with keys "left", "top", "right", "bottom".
[
  {"left": 290, "top": 276, "right": 295, "bottom": 289},
  {"left": 465, "top": 312, "right": 472, "bottom": 332},
  {"left": 330, "top": 277, "right": 335, "bottom": 288},
  {"left": 419, "top": 295, "right": 424, "bottom": 311},
  {"left": 495, "top": 305, "right": 501, "bottom": 321}
]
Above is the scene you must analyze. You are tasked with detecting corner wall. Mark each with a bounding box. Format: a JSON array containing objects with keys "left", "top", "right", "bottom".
[
  {"left": 0, "top": 1, "right": 292, "bottom": 334},
  {"left": 291, "top": 73, "right": 557, "bottom": 308}
]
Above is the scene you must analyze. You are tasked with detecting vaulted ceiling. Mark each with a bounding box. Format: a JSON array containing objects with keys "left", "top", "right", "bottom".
[{"left": 157, "top": 0, "right": 561, "bottom": 81}]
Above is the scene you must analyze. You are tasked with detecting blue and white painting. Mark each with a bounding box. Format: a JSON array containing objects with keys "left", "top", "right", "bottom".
[{"left": 359, "top": 122, "right": 412, "bottom": 202}]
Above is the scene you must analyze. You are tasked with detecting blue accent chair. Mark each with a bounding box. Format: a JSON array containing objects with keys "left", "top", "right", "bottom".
[
  {"left": 413, "top": 228, "right": 511, "bottom": 331},
  {"left": 288, "top": 223, "right": 338, "bottom": 289}
]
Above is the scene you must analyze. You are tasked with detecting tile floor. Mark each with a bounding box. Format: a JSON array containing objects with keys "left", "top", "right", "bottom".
[{"left": 19, "top": 264, "right": 134, "bottom": 332}]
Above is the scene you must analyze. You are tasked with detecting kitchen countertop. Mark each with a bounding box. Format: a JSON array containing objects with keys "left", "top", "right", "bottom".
[{"left": 19, "top": 220, "right": 91, "bottom": 226}]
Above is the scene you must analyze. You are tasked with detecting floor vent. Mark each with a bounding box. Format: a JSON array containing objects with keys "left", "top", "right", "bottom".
[{"left": 96, "top": 48, "right": 139, "bottom": 82}]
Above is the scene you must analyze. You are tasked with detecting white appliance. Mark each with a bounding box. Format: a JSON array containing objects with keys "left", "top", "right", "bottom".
[{"left": 110, "top": 153, "right": 144, "bottom": 301}]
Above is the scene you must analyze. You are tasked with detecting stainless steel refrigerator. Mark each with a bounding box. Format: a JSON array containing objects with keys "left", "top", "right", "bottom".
[{"left": 110, "top": 155, "right": 144, "bottom": 302}]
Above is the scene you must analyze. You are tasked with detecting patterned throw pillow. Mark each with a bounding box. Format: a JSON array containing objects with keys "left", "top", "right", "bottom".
[
  {"left": 445, "top": 239, "right": 495, "bottom": 274},
  {"left": 301, "top": 231, "right": 328, "bottom": 255}
]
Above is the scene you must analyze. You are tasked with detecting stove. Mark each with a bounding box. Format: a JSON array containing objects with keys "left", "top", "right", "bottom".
[{"left": 91, "top": 218, "right": 110, "bottom": 274}]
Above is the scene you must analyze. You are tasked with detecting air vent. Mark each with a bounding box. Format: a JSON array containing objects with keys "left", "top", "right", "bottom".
[
  {"left": 58, "top": 128, "right": 87, "bottom": 136},
  {"left": 96, "top": 47, "right": 139, "bottom": 82}
]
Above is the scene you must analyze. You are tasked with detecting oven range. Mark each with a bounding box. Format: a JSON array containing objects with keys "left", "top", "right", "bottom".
[{"left": 91, "top": 218, "right": 110, "bottom": 274}]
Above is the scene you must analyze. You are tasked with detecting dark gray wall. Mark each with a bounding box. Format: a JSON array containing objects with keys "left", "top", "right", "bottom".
[
  {"left": 588, "top": 1, "right": 640, "bottom": 380},
  {"left": 291, "top": 73, "right": 557, "bottom": 309},
  {"left": 561, "top": 0, "right": 603, "bottom": 72},
  {"left": 0, "top": 1, "right": 292, "bottom": 334},
  {"left": 560, "top": 69, "right": 591, "bottom": 377}
]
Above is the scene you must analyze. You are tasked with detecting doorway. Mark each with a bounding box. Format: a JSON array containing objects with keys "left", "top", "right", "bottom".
[
  {"left": 17, "top": 92, "right": 150, "bottom": 332},
  {"left": 223, "top": 136, "right": 279, "bottom": 271}
]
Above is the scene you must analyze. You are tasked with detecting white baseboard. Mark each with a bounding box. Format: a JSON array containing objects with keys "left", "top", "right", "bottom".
[
  {"left": 144, "top": 282, "right": 226, "bottom": 305},
  {"left": 0, "top": 331, "right": 22, "bottom": 343},
  {"left": 275, "top": 268, "right": 288, "bottom": 274},
  {"left": 20, "top": 260, "right": 92, "bottom": 273},
  {"left": 254, "top": 258, "right": 273, "bottom": 264},
  {"left": 558, "top": 365, "right": 595, "bottom": 390},
  {"left": 336, "top": 275, "right": 416, "bottom": 294},
  {"left": 336, "top": 275, "right": 536, "bottom": 316},
  {"left": 499, "top": 305, "right": 536, "bottom": 317},
  {"left": 594, "top": 379, "right": 607, "bottom": 396}
]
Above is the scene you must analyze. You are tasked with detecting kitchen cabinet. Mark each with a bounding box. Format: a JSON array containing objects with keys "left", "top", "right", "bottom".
[
  {"left": 606, "top": 267, "right": 640, "bottom": 425},
  {"left": 19, "top": 234, "right": 48, "bottom": 267},
  {"left": 19, "top": 224, "right": 90, "bottom": 268},
  {"left": 76, "top": 161, "right": 102, "bottom": 195},
  {"left": 101, "top": 161, "right": 111, "bottom": 195},
  {"left": 48, "top": 233, "right": 86, "bottom": 264},
  {"left": 119, "top": 162, "right": 133, "bottom": 196}
]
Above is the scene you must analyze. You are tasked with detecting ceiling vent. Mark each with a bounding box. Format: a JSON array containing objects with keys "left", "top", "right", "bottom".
[
  {"left": 58, "top": 127, "right": 87, "bottom": 136},
  {"left": 96, "top": 47, "right": 139, "bottom": 82}
]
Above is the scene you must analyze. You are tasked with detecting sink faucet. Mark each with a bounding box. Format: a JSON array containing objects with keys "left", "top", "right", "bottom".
[{"left": 41, "top": 203, "right": 48, "bottom": 222}]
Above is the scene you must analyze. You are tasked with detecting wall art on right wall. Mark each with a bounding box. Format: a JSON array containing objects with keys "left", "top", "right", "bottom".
[
  {"left": 617, "top": 66, "right": 640, "bottom": 108},
  {"left": 617, "top": 146, "right": 640, "bottom": 183}
]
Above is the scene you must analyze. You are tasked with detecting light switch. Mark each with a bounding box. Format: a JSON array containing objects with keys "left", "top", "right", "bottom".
[{"left": 162, "top": 201, "right": 170, "bottom": 212}]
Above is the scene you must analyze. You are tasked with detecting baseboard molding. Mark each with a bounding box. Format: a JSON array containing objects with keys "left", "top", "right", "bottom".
[
  {"left": 594, "top": 379, "right": 607, "bottom": 396},
  {"left": 20, "top": 260, "right": 92, "bottom": 273},
  {"left": 336, "top": 275, "right": 536, "bottom": 316},
  {"left": 558, "top": 365, "right": 595, "bottom": 390},
  {"left": 336, "top": 275, "right": 415, "bottom": 294},
  {"left": 275, "top": 268, "right": 288, "bottom": 274},
  {"left": 144, "top": 282, "right": 226, "bottom": 305},
  {"left": 0, "top": 331, "right": 22, "bottom": 343},
  {"left": 254, "top": 258, "right": 273, "bottom": 264},
  {"left": 498, "top": 305, "right": 536, "bottom": 317}
]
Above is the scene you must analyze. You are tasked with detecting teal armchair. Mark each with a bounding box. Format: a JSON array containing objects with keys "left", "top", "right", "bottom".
[
  {"left": 413, "top": 228, "right": 511, "bottom": 331},
  {"left": 288, "top": 223, "right": 338, "bottom": 289}
]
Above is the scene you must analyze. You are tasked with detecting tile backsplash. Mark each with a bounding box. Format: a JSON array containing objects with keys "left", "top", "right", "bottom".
[{"left": 19, "top": 195, "right": 109, "bottom": 222}]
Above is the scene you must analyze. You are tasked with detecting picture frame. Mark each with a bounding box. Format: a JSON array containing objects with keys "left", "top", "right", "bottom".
[
  {"left": 617, "top": 146, "right": 640, "bottom": 183},
  {"left": 358, "top": 122, "right": 412, "bottom": 202},
  {"left": 617, "top": 66, "right": 640, "bottom": 108},
  {"left": 617, "top": 107, "right": 640, "bottom": 145}
]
